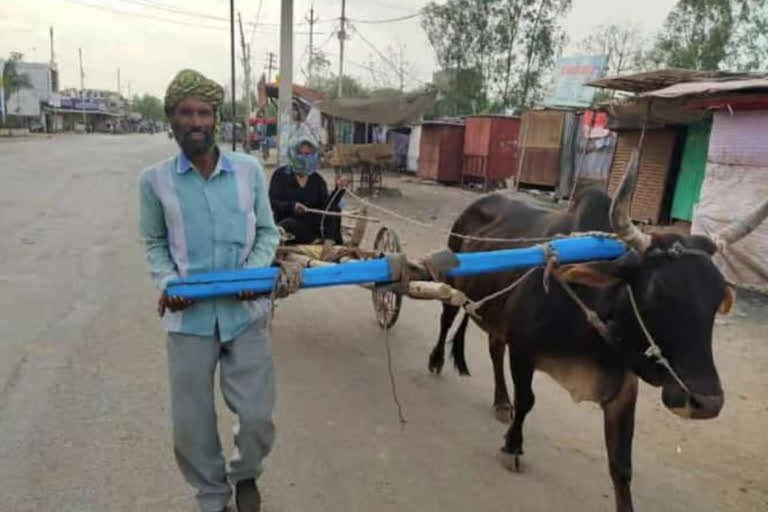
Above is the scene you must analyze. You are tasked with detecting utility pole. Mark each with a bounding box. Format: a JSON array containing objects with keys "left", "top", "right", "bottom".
[
  {"left": 117, "top": 68, "right": 121, "bottom": 96},
  {"left": 79, "top": 48, "right": 86, "bottom": 126},
  {"left": 265, "top": 52, "right": 276, "bottom": 82},
  {"left": 229, "top": 0, "right": 237, "bottom": 151},
  {"left": 49, "top": 26, "right": 58, "bottom": 95},
  {"left": 337, "top": 0, "right": 346, "bottom": 97},
  {"left": 306, "top": 5, "right": 318, "bottom": 84},
  {"left": 238, "top": 11, "right": 253, "bottom": 153},
  {"left": 49, "top": 26, "right": 55, "bottom": 66},
  {"left": 278, "top": 0, "right": 293, "bottom": 166},
  {"left": 398, "top": 44, "right": 405, "bottom": 92}
]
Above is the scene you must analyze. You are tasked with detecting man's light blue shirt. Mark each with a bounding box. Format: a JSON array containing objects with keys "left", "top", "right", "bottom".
[{"left": 139, "top": 148, "right": 279, "bottom": 342}]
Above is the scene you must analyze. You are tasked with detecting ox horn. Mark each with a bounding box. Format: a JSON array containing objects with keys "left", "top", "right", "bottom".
[
  {"left": 712, "top": 198, "right": 768, "bottom": 250},
  {"left": 609, "top": 148, "right": 652, "bottom": 252}
]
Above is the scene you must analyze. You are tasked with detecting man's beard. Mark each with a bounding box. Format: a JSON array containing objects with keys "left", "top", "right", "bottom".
[{"left": 172, "top": 124, "right": 215, "bottom": 157}]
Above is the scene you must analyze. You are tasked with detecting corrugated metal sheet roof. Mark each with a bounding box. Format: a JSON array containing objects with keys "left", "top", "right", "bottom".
[
  {"left": 640, "top": 79, "right": 768, "bottom": 99},
  {"left": 587, "top": 68, "right": 753, "bottom": 93}
]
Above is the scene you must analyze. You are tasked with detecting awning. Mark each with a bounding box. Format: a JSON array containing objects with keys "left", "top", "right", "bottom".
[
  {"left": 602, "top": 96, "right": 709, "bottom": 130},
  {"left": 313, "top": 91, "right": 437, "bottom": 126},
  {"left": 639, "top": 78, "right": 768, "bottom": 99},
  {"left": 588, "top": 68, "right": 755, "bottom": 93},
  {"left": 44, "top": 107, "right": 125, "bottom": 117}
]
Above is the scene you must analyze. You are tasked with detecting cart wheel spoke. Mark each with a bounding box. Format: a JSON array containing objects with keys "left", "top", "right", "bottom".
[{"left": 371, "top": 227, "right": 403, "bottom": 329}]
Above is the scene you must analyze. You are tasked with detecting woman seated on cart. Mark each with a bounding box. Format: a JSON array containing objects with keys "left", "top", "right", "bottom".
[{"left": 269, "top": 135, "right": 348, "bottom": 245}]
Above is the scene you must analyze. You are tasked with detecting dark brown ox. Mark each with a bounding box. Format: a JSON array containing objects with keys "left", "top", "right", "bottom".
[{"left": 428, "top": 150, "right": 768, "bottom": 512}]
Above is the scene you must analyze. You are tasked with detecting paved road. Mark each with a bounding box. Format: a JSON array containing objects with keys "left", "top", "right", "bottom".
[{"left": 0, "top": 134, "right": 765, "bottom": 511}]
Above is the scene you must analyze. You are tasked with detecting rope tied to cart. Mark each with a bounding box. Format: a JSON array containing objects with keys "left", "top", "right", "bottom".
[{"left": 343, "top": 188, "right": 621, "bottom": 245}]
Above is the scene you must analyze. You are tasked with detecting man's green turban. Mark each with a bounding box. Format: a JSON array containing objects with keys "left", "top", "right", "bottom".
[{"left": 164, "top": 69, "right": 224, "bottom": 115}]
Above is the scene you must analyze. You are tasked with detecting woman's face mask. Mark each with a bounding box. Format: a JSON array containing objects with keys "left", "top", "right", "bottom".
[{"left": 293, "top": 147, "right": 319, "bottom": 175}]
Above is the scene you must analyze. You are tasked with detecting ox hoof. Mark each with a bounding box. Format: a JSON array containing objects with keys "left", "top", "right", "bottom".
[
  {"left": 494, "top": 404, "right": 513, "bottom": 424},
  {"left": 497, "top": 450, "right": 523, "bottom": 473},
  {"left": 428, "top": 357, "right": 444, "bottom": 375}
]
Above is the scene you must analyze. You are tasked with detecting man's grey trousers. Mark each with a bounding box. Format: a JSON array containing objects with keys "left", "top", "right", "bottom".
[{"left": 167, "top": 312, "right": 275, "bottom": 512}]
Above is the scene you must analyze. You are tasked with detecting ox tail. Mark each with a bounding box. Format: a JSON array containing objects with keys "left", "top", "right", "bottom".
[{"left": 450, "top": 312, "right": 471, "bottom": 376}]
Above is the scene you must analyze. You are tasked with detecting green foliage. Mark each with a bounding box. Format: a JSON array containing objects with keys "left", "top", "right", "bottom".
[
  {"left": 130, "top": 94, "right": 164, "bottom": 121},
  {"left": 307, "top": 74, "right": 368, "bottom": 99},
  {"left": 220, "top": 99, "right": 249, "bottom": 121},
  {"left": 421, "top": 0, "right": 571, "bottom": 114},
  {"left": 652, "top": 0, "right": 768, "bottom": 71},
  {"left": 2, "top": 52, "right": 33, "bottom": 108}
]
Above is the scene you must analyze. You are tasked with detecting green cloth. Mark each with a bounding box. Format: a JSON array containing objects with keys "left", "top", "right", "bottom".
[
  {"left": 164, "top": 69, "right": 225, "bottom": 114},
  {"left": 671, "top": 120, "right": 711, "bottom": 222}
]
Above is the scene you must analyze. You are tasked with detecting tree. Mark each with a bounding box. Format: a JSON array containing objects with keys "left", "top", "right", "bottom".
[
  {"left": 723, "top": 0, "right": 768, "bottom": 70},
  {"left": 308, "top": 74, "right": 368, "bottom": 99},
  {"left": 518, "top": 0, "right": 571, "bottom": 108},
  {"left": 579, "top": 24, "right": 647, "bottom": 77},
  {"left": 220, "top": 99, "right": 249, "bottom": 122},
  {"left": 366, "top": 44, "right": 417, "bottom": 92},
  {"left": 651, "top": 0, "right": 768, "bottom": 70},
  {"left": 422, "top": 0, "right": 494, "bottom": 113},
  {"left": 421, "top": 0, "right": 572, "bottom": 113},
  {"left": 130, "top": 94, "right": 164, "bottom": 122},
  {"left": 494, "top": 0, "right": 527, "bottom": 107},
  {"left": 652, "top": 0, "right": 733, "bottom": 70},
  {"left": 2, "top": 52, "right": 33, "bottom": 116},
  {"left": 303, "top": 49, "right": 331, "bottom": 84}
]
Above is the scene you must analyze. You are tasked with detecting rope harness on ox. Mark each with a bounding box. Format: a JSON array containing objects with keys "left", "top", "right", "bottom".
[{"left": 551, "top": 241, "right": 714, "bottom": 397}]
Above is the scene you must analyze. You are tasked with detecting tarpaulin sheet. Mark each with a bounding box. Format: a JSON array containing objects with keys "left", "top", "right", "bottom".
[
  {"left": 313, "top": 91, "right": 436, "bottom": 126},
  {"left": 692, "top": 163, "right": 768, "bottom": 292}
]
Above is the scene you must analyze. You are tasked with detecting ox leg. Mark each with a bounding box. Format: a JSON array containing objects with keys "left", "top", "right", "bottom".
[
  {"left": 499, "top": 357, "right": 534, "bottom": 472},
  {"left": 602, "top": 373, "right": 638, "bottom": 512},
  {"left": 489, "top": 337, "right": 512, "bottom": 423},
  {"left": 449, "top": 313, "right": 471, "bottom": 375},
  {"left": 429, "top": 304, "right": 459, "bottom": 375}
]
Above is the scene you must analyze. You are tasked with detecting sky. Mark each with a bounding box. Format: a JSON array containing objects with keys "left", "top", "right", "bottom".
[{"left": 0, "top": 0, "right": 679, "bottom": 99}]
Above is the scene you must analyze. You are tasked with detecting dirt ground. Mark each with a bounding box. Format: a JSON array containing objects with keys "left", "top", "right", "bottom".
[
  {"left": 318, "top": 166, "right": 768, "bottom": 511},
  {"left": 0, "top": 134, "right": 765, "bottom": 511}
]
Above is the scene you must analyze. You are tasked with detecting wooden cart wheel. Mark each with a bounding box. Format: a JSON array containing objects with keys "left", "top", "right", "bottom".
[{"left": 372, "top": 226, "right": 403, "bottom": 329}]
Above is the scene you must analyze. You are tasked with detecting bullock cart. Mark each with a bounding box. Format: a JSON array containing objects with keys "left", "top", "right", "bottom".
[
  {"left": 324, "top": 143, "right": 394, "bottom": 196},
  {"left": 273, "top": 208, "right": 408, "bottom": 329}
]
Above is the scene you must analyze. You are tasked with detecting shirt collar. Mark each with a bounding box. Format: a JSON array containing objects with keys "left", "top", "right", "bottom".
[{"left": 176, "top": 147, "right": 234, "bottom": 175}]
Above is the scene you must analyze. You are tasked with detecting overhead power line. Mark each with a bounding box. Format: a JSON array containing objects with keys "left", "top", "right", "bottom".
[
  {"left": 349, "top": 25, "right": 427, "bottom": 87},
  {"left": 316, "top": 25, "right": 339, "bottom": 52},
  {"left": 349, "top": 12, "right": 421, "bottom": 24},
  {"left": 110, "top": 0, "right": 332, "bottom": 26},
  {"left": 249, "top": 0, "right": 264, "bottom": 47},
  {"left": 61, "top": 0, "right": 224, "bottom": 31},
  {"left": 61, "top": 0, "right": 320, "bottom": 35},
  {"left": 111, "top": 0, "right": 229, "bottom": 23}
]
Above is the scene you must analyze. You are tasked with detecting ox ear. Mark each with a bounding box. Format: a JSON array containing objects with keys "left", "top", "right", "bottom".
[
  {"left": 555, "top": 262, "right": 623, "bottom": 288},
  {"left": 718, "top": 285, "right": 736, "bottom": 315}
]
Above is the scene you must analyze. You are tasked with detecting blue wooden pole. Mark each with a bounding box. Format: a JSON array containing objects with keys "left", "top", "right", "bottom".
[{"left": 166, "top": 236, "right": 626, "bottom": 300}]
